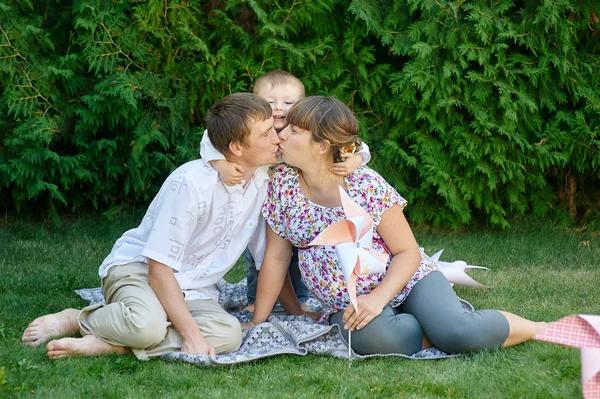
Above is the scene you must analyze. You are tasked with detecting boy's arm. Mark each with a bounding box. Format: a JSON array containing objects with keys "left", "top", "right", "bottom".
[
  {"left": 330, "top": 141, "right": 371, "bottom": 176},
  {"left": 200, "top": 130, "right": 226, "bottom": 161},
  {"left": 148, "top": 259, "right": 215, "bottom": 356},
  {"left": 200, "top": 130, "right": 245, "bottom": 185},
  {"left": 357, "top": 140, "right": 371, "bottom": 165}
]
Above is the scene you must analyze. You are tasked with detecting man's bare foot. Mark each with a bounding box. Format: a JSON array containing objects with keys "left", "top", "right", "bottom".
[
  {"left": 46, "top": 335, "right": 130, "bottom": 359},
  {"left": 22, "top": 309, "right": 80, "bottom": 347}
]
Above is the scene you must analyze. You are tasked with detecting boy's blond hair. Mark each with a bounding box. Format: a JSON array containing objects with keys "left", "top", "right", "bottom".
[{"left": 252, "top": 70, "right": 305, "bottom": 98}]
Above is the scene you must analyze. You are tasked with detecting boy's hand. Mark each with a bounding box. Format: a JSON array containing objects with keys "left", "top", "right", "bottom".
[
  {"left": 210, "top": 160, "right": 245, "bottom": 186},
  {"left": 330, "top": 153, "right": 362, "bottom": 176}
]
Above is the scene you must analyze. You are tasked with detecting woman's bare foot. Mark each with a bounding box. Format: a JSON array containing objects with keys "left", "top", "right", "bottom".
[
  {"left": 22, "top": 309, "right": 80, "bottom": 347},
  {"left": 46, "top": 335, "right": 130, "bottom": 359}
]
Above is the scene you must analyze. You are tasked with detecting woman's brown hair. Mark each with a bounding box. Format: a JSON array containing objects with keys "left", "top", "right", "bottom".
[{"left": 286, "top": 96, "right": 361, "bottom": 162}]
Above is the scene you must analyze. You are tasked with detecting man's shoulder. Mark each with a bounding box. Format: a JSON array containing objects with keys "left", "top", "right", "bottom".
[{"left": 164, "top": 160, "right": 218, "bottom": 193}]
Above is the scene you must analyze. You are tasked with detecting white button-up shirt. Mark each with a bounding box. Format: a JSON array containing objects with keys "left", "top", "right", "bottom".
[{"left": 99, "top": 159, "right": 270, "bottom": 301}]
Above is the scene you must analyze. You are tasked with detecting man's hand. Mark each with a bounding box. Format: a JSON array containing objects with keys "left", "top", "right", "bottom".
[
  {"left": 330, "top": 153, "right": 362, "bottom": 176},
  {"left": 210, "top": 160, "right": 245, "bottom": 186},
  {"left": 181, "top": 335, "right": 216, "bottom": 357},
  {"left": 342, "top": 293, "right": 387, "bottom": 331}
]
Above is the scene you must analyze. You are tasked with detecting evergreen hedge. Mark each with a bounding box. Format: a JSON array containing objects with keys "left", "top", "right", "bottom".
[{"left": 1, "top": 0, "right": 599, "bottom": 227}]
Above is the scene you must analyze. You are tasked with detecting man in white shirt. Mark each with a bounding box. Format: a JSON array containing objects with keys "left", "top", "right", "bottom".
[{"left": 21, "top": 93, "right": 281, "bottom": 359}]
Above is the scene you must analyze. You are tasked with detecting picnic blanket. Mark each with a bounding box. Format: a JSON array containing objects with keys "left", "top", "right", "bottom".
[{"left": 75, "top": 278, "right": 474, "bottom": 366}]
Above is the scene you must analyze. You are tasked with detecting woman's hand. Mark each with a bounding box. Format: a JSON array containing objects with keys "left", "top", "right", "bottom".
[
  {"left": 303, "top": 310, "right": 323, "bottom": 323},
  {"left": 240, "top": 320, "right": 256, "bottom": 332},
  {"left": 342, "top": 292, "right": 387, "bottom": 331},
  {"left": 181, "top": 335, "right": 216, "bottom": 357}
]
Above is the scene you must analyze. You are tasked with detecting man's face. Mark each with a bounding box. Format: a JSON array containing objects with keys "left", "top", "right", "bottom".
[
  {"left": 241, "top": 116, "right": 281, "bottom": 166},
  {"left": 257, "top": 83, "right": 303, "bottom": 132}
]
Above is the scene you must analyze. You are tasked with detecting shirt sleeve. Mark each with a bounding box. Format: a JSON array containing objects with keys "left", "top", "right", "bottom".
[
  {"left": 359, "top": 168, "right": 407, "bottom": 226},
  {"left": 356, "top": 140, "right": 371, "bottom": 166},
  {"left": 200, "top": 129, "right": 226, "bottom": 162},
  {"left": 261, "top": 166, "right": 289, "bottom": 241},
  {"left": 140, "top": 174, "right": 200, "bottom": 271}
]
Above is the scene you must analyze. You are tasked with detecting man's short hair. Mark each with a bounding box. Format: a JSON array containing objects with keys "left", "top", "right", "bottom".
[
  {"left": 206, "top": 93, "right": 272, "bottom": 155},
  {"left": 252, "top": 70, "right": 305, "bottom": 98}
]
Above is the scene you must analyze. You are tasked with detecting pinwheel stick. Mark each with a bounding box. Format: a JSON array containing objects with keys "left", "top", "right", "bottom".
[{"left": 348, "top": 329, "right": 352, "bottom": 364}]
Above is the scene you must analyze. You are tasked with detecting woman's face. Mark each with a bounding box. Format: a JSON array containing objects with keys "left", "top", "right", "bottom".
[{"left": 277, "top": 124, "right": 319, "bottom": 168}]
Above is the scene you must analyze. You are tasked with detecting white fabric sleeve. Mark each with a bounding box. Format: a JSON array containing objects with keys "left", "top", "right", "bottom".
[
  {"left": 357, "top": 140, "right": 371, "bottom": 165},
  {"left": 200, "top": 129, "right": 226, "bottom": 162}
]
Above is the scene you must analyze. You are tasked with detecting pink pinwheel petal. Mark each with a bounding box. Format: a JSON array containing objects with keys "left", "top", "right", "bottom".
[
  {"left": 339, "top": 186, "right": 373, "bottom": 238},
  {"left": 309, "top": 219, "right": 357, "bottom": 246},
  {"left": 536, "top": 315, "right": 600, "bottom": 399}
]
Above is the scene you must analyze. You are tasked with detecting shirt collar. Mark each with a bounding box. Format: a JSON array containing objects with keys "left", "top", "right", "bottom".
[{"left": 222, "top": 165, "right": 271, "bottom": 194}]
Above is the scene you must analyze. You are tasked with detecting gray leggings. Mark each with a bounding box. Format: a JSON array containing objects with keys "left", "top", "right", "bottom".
[{"left": 329, "top": 271, "right": 510, "bottom": 355}]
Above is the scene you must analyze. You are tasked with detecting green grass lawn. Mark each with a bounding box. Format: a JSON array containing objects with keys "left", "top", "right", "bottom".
[{"left": 1, "top": 215, "right": 598, "bottom": 398}]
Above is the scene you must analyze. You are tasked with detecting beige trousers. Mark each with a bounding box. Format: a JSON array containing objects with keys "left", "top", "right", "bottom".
[{"left": 78, "top": 262, "right": 242, "bottom": 360}]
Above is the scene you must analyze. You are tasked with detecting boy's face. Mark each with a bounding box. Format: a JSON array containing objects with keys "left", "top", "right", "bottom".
[{"left": 257, "top": 82, "right": 303, "bottom": 132}]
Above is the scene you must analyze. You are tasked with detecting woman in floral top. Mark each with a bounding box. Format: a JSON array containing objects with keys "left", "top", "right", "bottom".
[{"left": 249, "top": 97, "right": 547, "bottom": 356}]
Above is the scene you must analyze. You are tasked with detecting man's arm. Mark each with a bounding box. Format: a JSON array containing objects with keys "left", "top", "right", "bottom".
[{"left": 147, "top": 258, "right": 215, "bottom": 356}]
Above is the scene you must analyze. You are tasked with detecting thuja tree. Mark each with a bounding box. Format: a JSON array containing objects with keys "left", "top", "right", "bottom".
[
  {"left": 355, "top": 0, "right": 600, "bottom": 227},
  {"left": 0, "top": 0, "right": 598, "bottom": 227}
]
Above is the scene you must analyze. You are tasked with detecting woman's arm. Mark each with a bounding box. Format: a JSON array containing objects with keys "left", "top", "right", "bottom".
[
  {"left": 343, "top": 203, "right": 422, "bottom": 331},
  {"left": 250, "top": 224, "right": 296, "bottom": 324}
]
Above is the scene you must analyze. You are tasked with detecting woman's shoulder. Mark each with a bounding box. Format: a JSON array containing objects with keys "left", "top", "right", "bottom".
[
  {"left": 267, "top": 164, "right": 300, "bottom": 195},
  {"left": 350, "top": 165, "right": 389, "bottom": 187},
  {"left": 269, "top": 163, "right": 298, "bottom": 178}
]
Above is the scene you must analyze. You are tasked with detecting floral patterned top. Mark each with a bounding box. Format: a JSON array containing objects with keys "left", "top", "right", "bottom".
[{"left": 262, "top": 164, "right": 438, "bottom": 324}]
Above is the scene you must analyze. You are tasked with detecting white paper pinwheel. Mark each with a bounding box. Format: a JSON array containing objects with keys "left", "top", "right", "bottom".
[
  {"left": 308, "top": 186, "right": 389, "bottom": 312},
  {"left": 430, "top": 250, "right": 489, "bottom": 289},
  {"left": 536, "top": 315, "right": 600, "bottom": 399}
]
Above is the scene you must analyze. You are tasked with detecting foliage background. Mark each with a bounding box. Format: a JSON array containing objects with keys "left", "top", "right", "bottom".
[{"left": 1, "top": 0, "right": 599, "bottom": 228}]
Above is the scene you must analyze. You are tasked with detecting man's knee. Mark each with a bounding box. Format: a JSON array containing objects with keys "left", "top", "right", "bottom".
[
  {"left": 211, "top": 314, "right": 242, "bottom": 354},
  {"left": 119, "top": 313, "right": 169, "bottom": 349}
]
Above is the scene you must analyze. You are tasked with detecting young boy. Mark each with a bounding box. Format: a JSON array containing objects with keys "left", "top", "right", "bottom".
[
  {"left": 22, "top": 93, "right": 280, "bottom": 359},
  {"left": 200, "top": 70, "right": 371, "bottom": 311}
]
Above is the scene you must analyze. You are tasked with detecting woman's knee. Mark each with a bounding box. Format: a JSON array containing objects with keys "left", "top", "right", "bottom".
[
  {"left": 331, "top": 308, "right": 423, "bottom": 356},
  {"left": 428, "top": 311, "right": 507, "bottom": 354}
]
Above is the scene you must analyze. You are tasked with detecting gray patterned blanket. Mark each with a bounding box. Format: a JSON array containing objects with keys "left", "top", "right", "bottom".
[{"left": 75, "top": 279, "right": 473, "bottom": 366}]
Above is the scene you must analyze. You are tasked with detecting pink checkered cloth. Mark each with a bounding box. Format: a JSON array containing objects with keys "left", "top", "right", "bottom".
[{"left": 536, "top": 315, "right": 600, "bottom": 399}]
